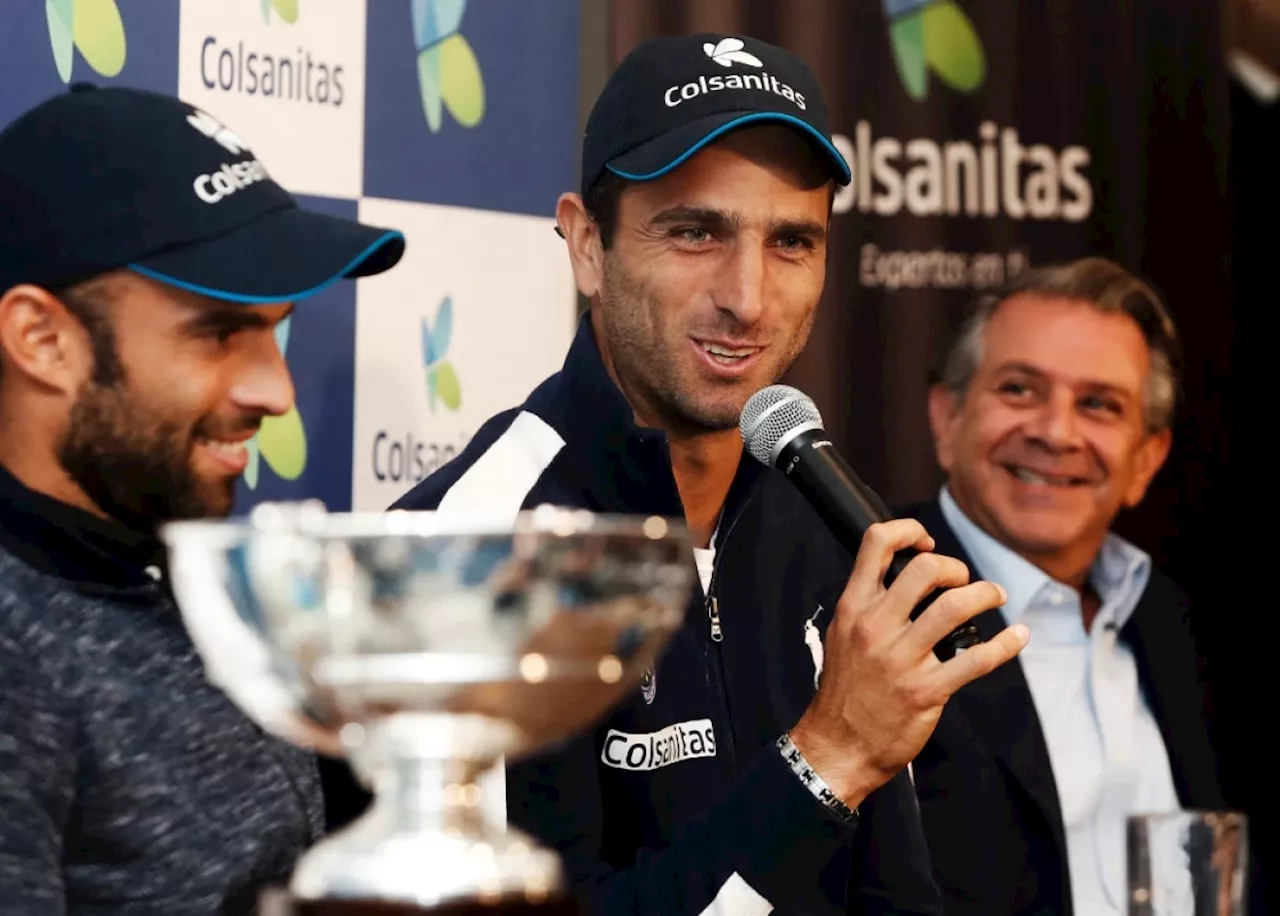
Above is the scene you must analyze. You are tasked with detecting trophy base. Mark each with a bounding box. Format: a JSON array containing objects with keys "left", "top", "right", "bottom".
[{"left": 260, "top": 888, "right": 581, "bottom": 915}]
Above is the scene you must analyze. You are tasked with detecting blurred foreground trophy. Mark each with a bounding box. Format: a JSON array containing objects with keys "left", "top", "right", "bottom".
[{"left": 161, "top": 502, "right": 694, "bottom": 915}]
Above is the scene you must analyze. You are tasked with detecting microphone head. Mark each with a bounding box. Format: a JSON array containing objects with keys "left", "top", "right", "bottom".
[{"left": 739, "top": 385, "right": 824, "bottom": 467}]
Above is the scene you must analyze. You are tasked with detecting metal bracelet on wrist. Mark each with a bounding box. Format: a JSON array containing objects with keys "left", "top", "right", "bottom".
[{"left": 776, "top": 732, "right": 858, "bottom": 823}]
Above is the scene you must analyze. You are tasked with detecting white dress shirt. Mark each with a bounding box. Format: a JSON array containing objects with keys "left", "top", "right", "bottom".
[{"left": 939, "top": 487, "right": 1182, "bottom": 915}]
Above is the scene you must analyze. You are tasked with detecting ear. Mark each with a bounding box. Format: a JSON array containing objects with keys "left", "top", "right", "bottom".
[
  {"left": 0, "top": 284, "right": 92, "bottom": 396},
  {"left": 1123, "top": 427, "right": 1173, "bottom": 507},
  {"left": 556, "top": 192, "right": 605, "bottom": 299},
  {"left": 927, "top": 383, "right": 962, "bottom": 473}
]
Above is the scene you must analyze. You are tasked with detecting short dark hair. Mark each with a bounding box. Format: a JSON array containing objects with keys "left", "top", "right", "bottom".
[
  {"left": 934, "top": 257, "right": 1183, "bottom": 433},
  {"left": 60, "top": 278, "right": 125, "bottom": 387},
  {"left": 583, "top": 171, "right": 631, "bottom": 251}
]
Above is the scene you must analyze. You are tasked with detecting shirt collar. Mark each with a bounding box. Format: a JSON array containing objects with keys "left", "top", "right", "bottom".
[
  {"left": 938, "top": 485, "right": 1151, "bottom": 631},
  {"left": 0, "top": 461, "right": 168, "bottom": 589}
]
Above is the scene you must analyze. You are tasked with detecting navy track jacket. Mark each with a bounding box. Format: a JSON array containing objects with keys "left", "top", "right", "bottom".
[{"left": 393, "top": 314, "right": 942, "bottom": 916}]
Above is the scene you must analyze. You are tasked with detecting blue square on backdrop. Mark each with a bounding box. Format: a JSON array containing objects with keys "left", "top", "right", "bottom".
[
  {"left": 0, "top": 0, "right": 180, "bottom": 130},
  {"left": 232, "top": 194, "right": 358, "bottom": 516},
  {"left": 363, "top": 0, "right": 579, "bottom": 217}
]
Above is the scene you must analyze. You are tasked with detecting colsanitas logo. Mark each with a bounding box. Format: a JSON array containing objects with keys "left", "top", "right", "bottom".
[
  {"left": 261, "top": 0, "right": 297, "bottom": 24},
  {"left": 47, "top": 0, "right": 126, "bottom": 83},
  {"left": 703, "top": 37, "right": 762, "bottom": 68},
  {"left": 244, "top": 316, "right": 306, "bottom": 488},
  {"left": 601, "top": 719, "right": 717, "bottom": 772},
  {"left": 666, "top": 37, "right": 805, "bottom": 111},
  {"left": 370, "top": 295, "right": 466, "bottom": 485},
  {"left": 187, "top": 109, "right": 271, "bottom": 204},
  {"left": 883, "top": 0, "right": 985, "bottom": 102},
  {"left": 412, "top": 0, "right": 485, "bottom": 132},
  {"left": 199, "top": 0, "right": 346, "bottom": 107},
  {"left": 831, "top": 120, "right": 1092, "bottom": 222},
  {"left": 422, "top": 295, "right": 461, "bottom": 412}
]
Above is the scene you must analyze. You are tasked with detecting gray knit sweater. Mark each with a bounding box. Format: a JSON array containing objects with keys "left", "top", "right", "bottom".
[{"left": 0, "top": 483, "right": 325, "bottom": 914}]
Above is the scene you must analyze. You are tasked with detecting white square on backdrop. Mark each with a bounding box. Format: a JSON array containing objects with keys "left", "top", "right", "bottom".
[
  {"left": 177, "top": 0, "right": 366, "bottom": 199},
  {"left": 351, "top": 196, "right": 577, "bottom": 512}
]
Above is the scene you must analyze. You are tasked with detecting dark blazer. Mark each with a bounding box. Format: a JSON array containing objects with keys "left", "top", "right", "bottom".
[{"left": 902, "top": 498, "right": 1227, "bottom": 916}]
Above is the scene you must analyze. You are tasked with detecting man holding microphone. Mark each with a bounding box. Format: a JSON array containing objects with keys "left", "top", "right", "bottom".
[{"left": 392, "top": 34, "right": 1028, "bottom": 915}]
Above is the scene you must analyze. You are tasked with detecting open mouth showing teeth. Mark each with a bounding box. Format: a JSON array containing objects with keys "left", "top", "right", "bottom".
[
  {"left": 1006, "top": 466, "right": 1086, "bottom": 487},
  {"left": 200, "top": 438, "right": 248, "bottom": 457},
  {"left": 697, "top": 341, "right": 759, "bottom": 365}
]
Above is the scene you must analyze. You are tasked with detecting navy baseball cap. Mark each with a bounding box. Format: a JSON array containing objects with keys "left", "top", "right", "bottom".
[
  {"left": 580, "top": 33, "right": 851, "bottom": 197},
  {"left": 0, "top": 84, "right": 404, "bottom": 302}
]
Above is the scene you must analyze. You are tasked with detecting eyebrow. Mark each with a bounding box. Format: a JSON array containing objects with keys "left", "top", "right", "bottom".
[
  {"left": 182, "top": 302, "right": 294, "bottom": 333},
  {"left": 995, "top": 361, "right": 1136, "bottom": 398},
  {"left": 647, "top": 205, "right": 827, "bottom": 241}
]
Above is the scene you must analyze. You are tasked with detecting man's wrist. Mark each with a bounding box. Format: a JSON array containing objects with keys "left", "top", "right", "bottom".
[
  {"left": 785, "top": 718, "right": 885, "bottom": 809},
  {"left": 776, "top": 732, "right": 859, "bottom": 822}
]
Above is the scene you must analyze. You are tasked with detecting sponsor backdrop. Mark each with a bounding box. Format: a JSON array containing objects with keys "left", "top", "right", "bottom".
[{"left": 0, "top": 0, "right": 580, "bottom": 516}]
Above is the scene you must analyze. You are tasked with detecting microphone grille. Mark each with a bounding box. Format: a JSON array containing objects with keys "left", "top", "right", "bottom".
[{"left": 739, "top": 385, "right": 823, "bottom": 466}]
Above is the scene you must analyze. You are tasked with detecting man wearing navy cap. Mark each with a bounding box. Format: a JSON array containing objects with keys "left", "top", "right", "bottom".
[
  {"left": 391, "top": 34, "right": 1027, "bottom": 916},
  {"left": 0, "top": 84, "right": 403, "bottom": 915}
]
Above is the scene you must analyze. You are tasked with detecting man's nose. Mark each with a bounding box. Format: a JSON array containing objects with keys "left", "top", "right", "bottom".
[
  {"left": 227, "top": 332, "right": 295, "bottom": 417},
  {"left": 713, "top": 242, "right": 766, "bottom": 326},
  {"left": 1028, "top": 389, "right": 1083, "bottom": 450}
]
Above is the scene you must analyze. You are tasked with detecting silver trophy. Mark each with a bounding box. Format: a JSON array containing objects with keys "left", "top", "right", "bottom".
[{"left": 160, "top": 502, "right": 694, "bottom": 913}]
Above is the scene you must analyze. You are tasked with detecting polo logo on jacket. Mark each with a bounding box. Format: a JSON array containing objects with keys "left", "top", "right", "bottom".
[{"left": 601, "top": 718, "right": 717, "bottom": 772}]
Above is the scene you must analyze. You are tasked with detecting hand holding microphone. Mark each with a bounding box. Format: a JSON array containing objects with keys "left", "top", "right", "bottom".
[
  {"left": 740, "top": 386, "right": 1030, "bottom": 807},
  {"left": 739, "top": 384, "right": 981, "bottom": 660}
]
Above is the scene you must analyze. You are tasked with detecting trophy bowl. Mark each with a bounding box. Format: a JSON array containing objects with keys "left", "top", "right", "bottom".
[{"left": 160, "top": 502, "right": 694, "bottom": 913}]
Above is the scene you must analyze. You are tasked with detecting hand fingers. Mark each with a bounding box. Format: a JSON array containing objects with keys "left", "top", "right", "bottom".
[
  {"left": 906, "top": 580, "right": 1006, "bottom": 656},
  {"left": 929, "top": 623, "right": 1030, "bottom": 698},
  {"left": 844, "top": 519, "right": 936, "bottom": 607},
  {"left": 875, "top": 551, "right": 973, "bottom": 626}
]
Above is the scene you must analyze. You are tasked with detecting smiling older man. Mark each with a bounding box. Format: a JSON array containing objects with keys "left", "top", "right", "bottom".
[{"left": 901, "top": 257, "right": 1228, "bottom": 916}]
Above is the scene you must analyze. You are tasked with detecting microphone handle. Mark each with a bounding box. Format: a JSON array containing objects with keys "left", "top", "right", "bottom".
[{"left": 776, "top": 429, "right": 981, "bottom": 661}]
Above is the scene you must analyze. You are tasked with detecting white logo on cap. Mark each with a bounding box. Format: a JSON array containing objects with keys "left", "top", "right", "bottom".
[
  {"left": 703, "top": 38, "right": 762, "bottom": 68},
  {"left": 186, "top": 109, "right": 251, "bottom": 156},
  {"left": 184, "top": 108, "right": 270, "bottom": 205},
  {"left": 663, "top": 37, "right": 805, "bottom": 111}
]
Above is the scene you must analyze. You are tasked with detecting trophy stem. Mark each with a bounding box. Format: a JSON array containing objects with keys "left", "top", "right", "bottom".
[{"left": 287, "top": 712, "right": 565, "bottom": 910}]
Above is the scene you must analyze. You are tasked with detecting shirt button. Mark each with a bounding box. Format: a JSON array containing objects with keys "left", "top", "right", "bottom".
[
  {"left": 1049, "top": 589, "right": 1065, "bottom": 605},
  {"left": 144, "top": 565, "right": 162, "bottom": 581}
]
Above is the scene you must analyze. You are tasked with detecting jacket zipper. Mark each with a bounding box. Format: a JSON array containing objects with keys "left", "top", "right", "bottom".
[{"left": 703, "top": 495, "right": 754, "bottom": 777}]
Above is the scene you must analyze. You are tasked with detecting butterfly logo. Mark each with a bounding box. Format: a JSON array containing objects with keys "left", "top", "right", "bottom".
[
  {"left": 883, "top": 0, "right": 986, "bottom": 101},
  {"left": 411, "top": 0, "right": 485, "bottom": 133},
  {"left": 261, "top": 0, "right": 299, "bottom": 25},
  {"left": 703, "top": 37, "right": 763, "bottom": 69},
  {"left": 243, "top": 316, "right": 308, "bottom": 489},
  {"left": 422, "top": 296, "right": 462, "bottom": 412},
  {"left": 46, "top": 0, "right": 126, "bottom": 83}
]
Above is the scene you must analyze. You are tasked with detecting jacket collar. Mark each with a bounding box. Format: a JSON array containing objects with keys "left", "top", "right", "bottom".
[
  {"left": 0, "top": 460, "right": 168, "bottom": 590},
  {"left": 910, "top": 497, "right": 1070, "bottom": 858},
  {"left": 1119, "top": 577, "right": 1224, "bottom": 809},
  {"left": 540, "top": 312, "right": 765, "bottom": 524}
]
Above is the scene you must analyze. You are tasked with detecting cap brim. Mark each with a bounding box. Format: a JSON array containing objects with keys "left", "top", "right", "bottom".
[
  {"left": 127, "top": 205, "right": 405, "bottom": 304},
  {"left": 606, "top": 110, "right": 852, "bottom": 187}
]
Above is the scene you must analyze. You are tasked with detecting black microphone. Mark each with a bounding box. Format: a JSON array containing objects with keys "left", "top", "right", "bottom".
[{"left": 740, "top": 384, "right": 982, "bottom": 661}]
